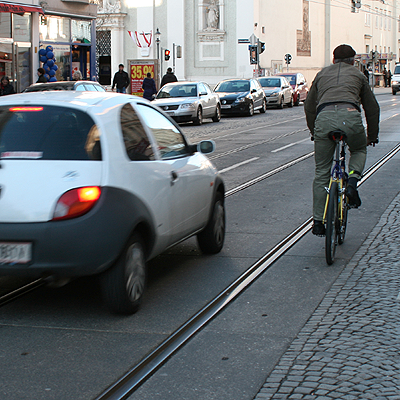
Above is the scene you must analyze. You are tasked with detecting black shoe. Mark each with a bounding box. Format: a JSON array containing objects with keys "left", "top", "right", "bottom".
[
  {"left": 312, "top": 220, "right": 325, "bottom": 237},
  {"left": 346, "top": 185, "right": 361, "bottom": 208}
]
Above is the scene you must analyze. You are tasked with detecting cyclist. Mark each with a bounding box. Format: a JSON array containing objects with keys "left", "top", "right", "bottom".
[{"left": 305, "top": 44, "right": 380, "bottom": 236}]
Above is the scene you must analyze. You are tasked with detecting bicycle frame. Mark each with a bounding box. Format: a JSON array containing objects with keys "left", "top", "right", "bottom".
[{"left": 322, "top": 137, "right": 348, "bottom": 224}]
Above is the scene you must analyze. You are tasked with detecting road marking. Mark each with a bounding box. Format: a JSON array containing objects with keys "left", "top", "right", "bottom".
[
  {"left": 219, "top": 157, "right": 259, "bottom": 173},
  {"left": 272, "top": 138, "right": 310, "bottom": 153}
]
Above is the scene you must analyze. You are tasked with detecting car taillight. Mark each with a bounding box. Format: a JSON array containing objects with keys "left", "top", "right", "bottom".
[{"left": 52, "top": 187, "right": 101, "bottom": 221}]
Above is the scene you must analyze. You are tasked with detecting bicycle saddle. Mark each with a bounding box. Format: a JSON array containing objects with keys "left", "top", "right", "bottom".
[{"left": 329, "top": 130, "right": 347, "bottom": 142}]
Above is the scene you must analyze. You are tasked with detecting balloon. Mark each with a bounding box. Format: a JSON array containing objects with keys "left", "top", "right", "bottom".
[
  {"left": 46, "top": 51, "right": 54, "bottom": 59},
  {"left": 46, "top": 45, "right": 53, "bottom": 52},
  {"left": 40, "top": 55, "right": 47, "bottom": 63},
  {"left": 44, "top": 74, "right": 50, "bottom": 81},
  {"left": 49, "top": 69, "right": 55, "bottom": 76},
  {"left": 39, "top": 49, "right": 46, "bottom": 56},
  {"left": 43, "top": 64, "right": 50, "bottom": 73},
  {"left": 49, "top": 77, "right": 57, "bottom": 82},
  {"left": 51, "top": 64, "right": 58, "bottom": 71},
  {"left": 46, "top": 59, "right": 54, "bottom": 67}
]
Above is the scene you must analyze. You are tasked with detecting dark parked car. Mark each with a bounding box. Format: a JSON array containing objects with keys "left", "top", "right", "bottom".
[
  {"left": 24, "top": 81, "right": 106, "bottom": 92},
  {"left": 213, "top": 78, "right": 266, "bottom": 116},
  {"left": 276, "top": 72, "right": 308, "bottom": 106}
]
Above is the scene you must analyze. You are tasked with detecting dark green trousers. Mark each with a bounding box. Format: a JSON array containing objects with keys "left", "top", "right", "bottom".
[{"left": 313, "top": 107, "right": 367, "bottom": 220}]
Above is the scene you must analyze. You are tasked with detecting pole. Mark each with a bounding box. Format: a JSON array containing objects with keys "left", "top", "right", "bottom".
[
  {"left": 161, "top": 46, "right": 163, "bottom": 83},
  {"left": 325, "top": 0, "right": 331, "bottom": 67},
  {"left": 173, "top": 43, "right": 176, "bottom": 73},
  {"left": 256, "top": 39, "right": 260, "bottom": 78}
]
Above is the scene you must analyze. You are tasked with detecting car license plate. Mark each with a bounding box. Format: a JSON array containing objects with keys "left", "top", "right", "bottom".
[
  {"left": 0, "top": 242, "right": 32, "bottom": 264},
  {"left": 221, "top": 105, "right": 231, "bottom": 109}
]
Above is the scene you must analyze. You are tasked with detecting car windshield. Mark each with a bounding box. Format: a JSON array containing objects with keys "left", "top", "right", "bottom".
[
  {"left": 259, "top": 78, "right": 281, "bottom": 88},
  {"left": 157, "top": 84, "right": 197, "bottom": 98},
  {"left": 0, "top": 105, "right": 101, "bottom": 160},
  {"left": 394, "top": 65, "right": 400, "bottom": 74},
  {"left": 281, "top": 75, "right": 296, "bottom": 85},
  {"left": 214, "top": 81, "right": 250, "bottom": 93}
]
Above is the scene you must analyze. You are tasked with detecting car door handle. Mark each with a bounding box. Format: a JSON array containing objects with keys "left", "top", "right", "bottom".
[{"left": 170, "top": 170, "right": 178, "bottom": 185}]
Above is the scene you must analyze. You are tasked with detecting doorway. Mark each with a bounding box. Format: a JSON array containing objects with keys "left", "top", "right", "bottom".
[{"left": 71, "top": 45, "right": 90, "bottom": 80}]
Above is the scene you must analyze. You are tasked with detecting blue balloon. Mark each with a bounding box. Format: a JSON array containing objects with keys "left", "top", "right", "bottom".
[
  {"left": 49, "top": 69, "right": 55, "bottom": 76},
  {"left": 40, "top": 55, "right": 47, "bottom": 63},
  {"left": 44, "top": 74, "right": 50, "bottom": 81},
  {"left": 46, "top": 51, "right": 54, "bottom": 59},
  {"left": 46, "top": 59, "right": 54, "bottom": 68},
  {"left": 46, "top": 45, "right": 53, "bottom": 52},
  {"left": 51, "top": 64, "right": 58, "bottom": 71},
  {"left": 43, "top": 64, "right": 50, "bottom": 72},
  {"left": 49, "top": 77, "right": 57, "bottom": 82},
  {"left": 39, "top": 49, "right": 46, "bottom": 56}
]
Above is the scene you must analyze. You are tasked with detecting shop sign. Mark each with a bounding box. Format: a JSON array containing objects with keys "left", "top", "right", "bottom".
[{"left": 129, "top": 60, "right": 156, "bottom": 97}]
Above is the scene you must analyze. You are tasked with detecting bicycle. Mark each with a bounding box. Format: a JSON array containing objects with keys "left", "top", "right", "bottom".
[{"left": 323, "top": 130, "right": 349, "bottom": 265}]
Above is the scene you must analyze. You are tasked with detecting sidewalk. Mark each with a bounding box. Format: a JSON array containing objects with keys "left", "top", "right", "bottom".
[{"left": 254, "top": 191, "right": 400, "bottom": 400}]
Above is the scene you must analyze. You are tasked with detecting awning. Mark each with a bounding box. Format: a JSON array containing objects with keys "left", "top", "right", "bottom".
[{"left": 0, "top": 1, "right": 44, "bottom": 15}]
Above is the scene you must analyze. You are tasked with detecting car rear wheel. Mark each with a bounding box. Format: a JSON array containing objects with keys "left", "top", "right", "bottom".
[
  {"left": 393, "top": 90, "right": 397, "bottom": 95},
  {"left": 100, "top": 233, "right": 146, "bottom": 315},
  {"left": 212, "top": 104, "right": 221, "bottom": 122},
  {"left": 247, "top": 102, "right": 254, "bottom": 116},
  {"left": 197, "top": 192, "right": 225, "bottom": 254},
  {"left": 288, "top": 95, "right": 294, "bottom": 107},
  {"left": 294, "top": 93, "right": 300, "bottom": 106},
  {"left": 259, "top": 98, "right": 266, "bottom": 113},
  {"left": 193, "top": 107, "right": 203, "bottom": 125}
]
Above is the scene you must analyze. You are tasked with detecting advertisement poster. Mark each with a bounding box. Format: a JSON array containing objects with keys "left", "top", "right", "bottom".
[{"left": 129, "top": 60, "right": 156, "bottom": 97}]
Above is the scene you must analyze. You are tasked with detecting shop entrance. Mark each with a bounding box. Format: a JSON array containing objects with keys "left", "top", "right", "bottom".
[
  {"left": 0, "top": 41, "right": 31, "bottom": 92},
  {"left": 71, "top": 45, "right": 91, "bottom": 80}
]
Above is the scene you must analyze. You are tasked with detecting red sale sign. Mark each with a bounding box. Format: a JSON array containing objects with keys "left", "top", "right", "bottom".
[{"left": 129, "top": 61, "right": 156, "bottom": 97}]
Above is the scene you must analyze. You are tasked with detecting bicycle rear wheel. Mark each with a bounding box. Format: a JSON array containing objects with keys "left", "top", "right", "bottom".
[
  {"left": 325, "top": 182, "right": 338, "bottom": 265},
  {"left": 338, "top": 180, "right": 348, "bottom": 245}
]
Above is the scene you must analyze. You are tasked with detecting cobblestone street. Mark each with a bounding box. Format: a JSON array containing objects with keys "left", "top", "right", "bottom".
[{"left": 255, "top": 192, "right": 400, "bottom": 399}]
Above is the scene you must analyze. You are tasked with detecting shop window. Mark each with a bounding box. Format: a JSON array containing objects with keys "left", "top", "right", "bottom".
[
  {"left": 13, "top": 14, "right": 31, "bottom": 42},
  {"left": 0, "top": 13, "right": 11, "bottom": 38},
  {"left": 39, "top": 16, "right": 70, "bottom": 42},
  {"left": 71, "top": 20, "right": 91, "bottom": 43}
]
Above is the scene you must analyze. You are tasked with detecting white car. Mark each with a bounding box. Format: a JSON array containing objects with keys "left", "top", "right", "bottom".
[
  {"left": 0, "top": 91, "right": 225, "bottom": 314},
  {"left": 257, "top": 76, "right": 294, "bottom": 109},
  {"left": 153, "top": 81, "right": 221, "bottom": 125}
]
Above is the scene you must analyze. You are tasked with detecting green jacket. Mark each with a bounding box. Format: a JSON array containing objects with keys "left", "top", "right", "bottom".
[{"left": 304, "top": 61, "right": 380, "bottom": 141}]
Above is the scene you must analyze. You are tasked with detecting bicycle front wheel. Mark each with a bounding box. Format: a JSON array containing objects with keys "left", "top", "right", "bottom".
[{"left": 325, "top": 182, "right": 338, "bottom": 265}]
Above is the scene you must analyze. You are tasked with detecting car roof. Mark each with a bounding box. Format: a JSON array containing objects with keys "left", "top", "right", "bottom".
[
  {"left": 217, "top": 78, "right": 252, "bottom": 82},
  {"left": 161, "top": 81, "right": 201, "bottom": 87},
  {"left": 24, "top": 81, "right": 104, "bottom": 92},
  {"left": 0, "top": 91, "right": 140, "bottom": 110}
]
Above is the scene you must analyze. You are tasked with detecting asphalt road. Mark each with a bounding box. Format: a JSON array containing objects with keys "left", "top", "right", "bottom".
[{"left": 1, "top": 88, "right": 399, "bottom": 400}]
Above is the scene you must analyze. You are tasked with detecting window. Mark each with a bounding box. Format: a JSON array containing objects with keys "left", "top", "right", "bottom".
[
  {"left": 388, "top": 11, "right": 391, "bottom": 31},
  {"left": 365, "top": 6, "right": 371, "bottom": 27},
  {"left": 375, "top": 8, "right": 379, "bottom": 28},
  {"left": 135, "top": 104, "right": 188, "bottom": 160},
  {"left": 0, "top": 106, "right": 100, "bottom": 160},
  {"left": 39, "top": 16, "right": 70, "bottom": 42},
  {"left": 366, "top": 45, "right": 370, "bottom": 53},
  {"left": 13, "top": 14, "right": 31, "bottom": 42},
  {"left": 120, "top": 103, "right": 155, "bottom": 161}
]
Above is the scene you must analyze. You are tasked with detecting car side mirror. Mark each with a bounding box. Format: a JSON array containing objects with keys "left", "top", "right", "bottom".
[
  {"left": 198, "top": 140, "right": 215, "bottom": 154},
  {"left": 251, "top": 89, "right": 257, "bottom": 93},
  {"left": 199, "top": 92, "right": 207, "bottom": 96}
]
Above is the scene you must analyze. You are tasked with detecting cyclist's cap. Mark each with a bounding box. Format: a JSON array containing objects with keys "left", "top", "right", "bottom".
[{"left": 333, "top": 44, "right": 356, "bottom": 60}]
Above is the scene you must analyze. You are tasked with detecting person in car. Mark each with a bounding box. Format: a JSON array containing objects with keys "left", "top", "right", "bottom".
[
  {"left": 36, "top": 68, "right": 47, "bottom": 83},
  {"left": 305, "top": 44, "right": 380, "bottom": 237},
  {"left": 142, "top": 72, "right": 157, "bottom": 101},
  {"left": 160, "top": 67, "right": 177, "bottom": 88},
  {"left": 0, "top": 76, "right": 15, "bottom": 96}
]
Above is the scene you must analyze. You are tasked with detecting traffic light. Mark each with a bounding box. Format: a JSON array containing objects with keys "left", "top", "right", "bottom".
[
  {"left": 284, "top": 53, "right": 292, "bottom": 64},
  {"left": 164, "top": 49, "right": 170, "bottom": 61},
  {"left": 249, "top": 45, "right": 258, "bottom": 65},
  {"left": 258, "top": 41, "right": 265, "bottom": 55},
  {"left": 176, "top": 45, "right": 182, "bottom": 58}
]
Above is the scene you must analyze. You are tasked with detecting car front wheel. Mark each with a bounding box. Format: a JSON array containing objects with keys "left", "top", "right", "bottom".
[
  {"left": 393, "top": 90, "right": 397, "bottom": 95},
  {"left": 193, "top": 107, "right": 203, "bottom": 125},
  {"left": 247, "top": 102, "right": 254, "bottom": 116},
  {"left": 259, "top": 98, "right": 266, "bottom": 113},
  {"left": 288, "top": 95, "right": 294, "bottom": 107},
  {"left": 100, "top": 233, "right": 146, "bottom": 314},
  {"left": 277, "top": 96, "right": 284, "bottom": 109},
  {"left": 212, "top": 104, "right": 221, "bottom": 122},
  {"left": 294, "top": 93, "right": 300, "bottom": 106},
  {"left": 197, "top": 192, "right": 225, "bottom": 254}
]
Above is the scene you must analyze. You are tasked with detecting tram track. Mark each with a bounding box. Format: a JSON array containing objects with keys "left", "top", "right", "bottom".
[{"left": 93, "top": 142, "right": 400, "bottom": 400}]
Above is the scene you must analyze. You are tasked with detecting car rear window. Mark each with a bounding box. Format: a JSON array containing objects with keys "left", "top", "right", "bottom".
[{"left": 0, "top": 105, "right": 101, "bottom": 161}]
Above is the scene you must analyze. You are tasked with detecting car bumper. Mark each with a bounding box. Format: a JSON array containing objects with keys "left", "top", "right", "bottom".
[
  {"left": 163, "top": 109, "right": 196, "bottom": 122},
  {"left": 0, "top": 187, "right": 154, "bottom": 278},
  {"left": 220, "top": 102, "right": 249, "bottom": 114},
  {"left": 265, "top": 95, "right": 280, "bottom": 105},
  {"left": 391, "top": 83, "right": 400, "bottom": 91}
]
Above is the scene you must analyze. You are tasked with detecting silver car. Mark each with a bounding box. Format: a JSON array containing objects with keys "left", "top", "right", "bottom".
[
  {"left": 257, "top": 76, "right": 294, "bottom": 109},
  {"left": 153, "top": 81, "right": 221, "bottom": 125}
]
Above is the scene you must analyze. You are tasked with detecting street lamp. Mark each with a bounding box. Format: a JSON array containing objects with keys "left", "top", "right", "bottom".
[{"left": 155, "top": 28, "right": 161, "bottom": 60}]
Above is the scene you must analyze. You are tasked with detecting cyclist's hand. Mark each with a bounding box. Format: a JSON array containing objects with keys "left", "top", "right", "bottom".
[{"left": 367, "top": 138, "right": 379, "bottom": 147}]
